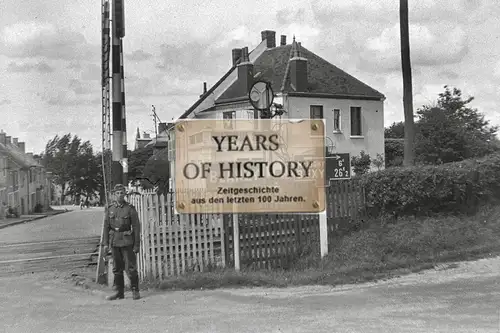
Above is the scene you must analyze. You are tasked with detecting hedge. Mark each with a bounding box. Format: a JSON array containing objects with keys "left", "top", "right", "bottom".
[{"left": 359, "top": 152, "right": 500, "bottom": 219}]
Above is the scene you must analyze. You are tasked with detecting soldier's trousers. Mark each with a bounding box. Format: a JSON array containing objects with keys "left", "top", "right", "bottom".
[{"left": 111, "top": 245, "right": 139, "bottom": 291}]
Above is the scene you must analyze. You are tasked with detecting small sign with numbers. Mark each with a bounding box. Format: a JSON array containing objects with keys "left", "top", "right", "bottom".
[{"left": 326, "top": 153, "right": 351, "bottom": 182}]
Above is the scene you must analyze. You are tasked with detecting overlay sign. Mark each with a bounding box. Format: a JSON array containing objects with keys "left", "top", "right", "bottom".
[{"left": 174, "top": 119, "right": 326, "bottom": 214}]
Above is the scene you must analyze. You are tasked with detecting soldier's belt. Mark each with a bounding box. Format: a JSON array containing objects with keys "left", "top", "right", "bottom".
[{"left": 110, "top": 226, "right": 131, "bottom": 232}]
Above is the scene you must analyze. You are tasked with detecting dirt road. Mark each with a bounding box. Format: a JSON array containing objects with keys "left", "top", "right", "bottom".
[
  {"left": 2, "top": 207, "right": 500, "bottom": 332},
  {"left": 2, "top": 256, "right": 500, "bottom": 333}
]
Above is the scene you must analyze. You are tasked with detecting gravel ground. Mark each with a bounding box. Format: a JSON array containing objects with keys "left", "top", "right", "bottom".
[{"left": 2, "top": 255, "right": 500, "bottom": 333}]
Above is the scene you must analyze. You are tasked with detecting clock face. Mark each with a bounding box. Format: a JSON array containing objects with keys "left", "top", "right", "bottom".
[{"left": 250, "top": 90, "right": 261, "bottom": 103}]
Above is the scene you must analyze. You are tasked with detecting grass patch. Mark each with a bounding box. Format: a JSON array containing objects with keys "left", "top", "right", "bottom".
[{"left": 147, "top": 204, "right": 500, "bottom": 291}]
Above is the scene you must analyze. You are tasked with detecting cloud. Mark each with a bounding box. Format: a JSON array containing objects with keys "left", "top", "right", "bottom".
[
  {"left": 276, "top": 8, "right": 308, "bottom": 25},
  {"left": 0, "top": 99, "right": 11, "bottom": 105},
  {"left": 358, "top": 23, "right": 469, "bottom": 72},
  {"left": 68, "top": 79, "right": 94, "bottom": 95},
  {"left": 81, "top": 63, "right": 100, "bottom": 81},
  {"left": 7, "top": 61, "right": 55, "bottom": 73},
  {"left": 312, "top": 0, "right": 483, "bottom": 25},
  {"left": 156, "top": 41, "right": 230, "bottom": 77},
  {"left": 494, "top": 60, "right": 500, "bottom": 77},
  {"left": 213, "top": 26, "right": 256, "bottom": 49},
  {"left": 438, "top": 70, "right": 460, "bottom": 80},
  {"left": 125, "top": 74, "right": 203, "bottom": 98},
  {"left": 126, "top": 50, "right": 153, "bottom": 62},
  {"left": 43, "top": 90, "right": 100, "bottom": 107},
  {"left": 67, "top": 61, "right": 82, "bottom": 69},
  {"left": 0, "top": 21, "right": 98, "bottom": 60}
]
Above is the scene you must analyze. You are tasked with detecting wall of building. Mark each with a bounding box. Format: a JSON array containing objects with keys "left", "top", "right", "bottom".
[{"left": 286, "top": 96, "right": 385, "bottom": 171}]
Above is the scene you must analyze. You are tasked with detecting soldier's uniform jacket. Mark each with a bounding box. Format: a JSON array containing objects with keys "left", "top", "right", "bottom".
[{"left": 102, "top": 201, "right": 141, "bottom": 248}]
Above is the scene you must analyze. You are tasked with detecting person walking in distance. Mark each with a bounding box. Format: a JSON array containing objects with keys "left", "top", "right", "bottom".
[{"left": 101, "top": 184, "right": 141, "bottom": 300}]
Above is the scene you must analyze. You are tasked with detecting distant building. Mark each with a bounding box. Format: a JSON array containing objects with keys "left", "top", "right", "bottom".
[
  {"left": 144, "top": 122, "right": 172, "bottom": 153},
  {"left": 0, "top": 130, "right": 52, "bottom": 217},
  {"left": 134, "top": 127, "right": 153, "bottom": 150}
]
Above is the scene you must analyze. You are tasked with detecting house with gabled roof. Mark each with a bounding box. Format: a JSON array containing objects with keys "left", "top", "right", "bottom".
[
  {"left": 164, "top": 29, "right": 386, "bottom": 176},
  {"left": 0, "top": 130, "right": 51, "bottom": 217}
]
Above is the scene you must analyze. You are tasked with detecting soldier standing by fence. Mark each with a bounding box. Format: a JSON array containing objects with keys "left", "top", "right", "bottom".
[{"left": 101, "top": 184, "right": 141, "bottom": 300}]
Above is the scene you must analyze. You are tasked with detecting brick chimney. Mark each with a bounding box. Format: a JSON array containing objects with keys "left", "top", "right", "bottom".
[
  {"left": 280, "top": 35, "right": 287, "bottom": 46},
  {"left": 289, "top": 38, "right": 308, "bottom": 92},
  {"left": 18, "top": 142, "right": 25, "bottom": 153},
  {"left": 143, "top": 133, "right": 151, "bottom": 139},
  {"left": 158, "top": 122, "right": 167, "bottom": 133},
  {"left": 232, "top": 48, "right": 242, "bottom": 66},
  {"left": 12, "top": 138, "right": 18, "bottom": 146},
  {"left": 5, "top": 136, "right": 11, "bottom": 144},
  {"left": 0, "top": 131, "right": 5, "bottom": 145},
  {"left": 261, "top": 30, "right": 276, "bottom": 48},
  {"left": 237, "top": 46, "right": 253, "bottom": 96}
]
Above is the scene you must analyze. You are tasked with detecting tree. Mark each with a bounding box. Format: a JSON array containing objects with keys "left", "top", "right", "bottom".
[
  {"left": 415, "top": 86, "right": 499, "bottom": 164},
  {"left": 128, "top": 145, "right": 154, "bottom": 182},
  {"left": 141, "top": 149, "right": 170, "bottom": 195},
  {"left": 385, "top": 121, "right": 405, "bottom": 139},
  {"left": 41, "top": 134, "right": 99, "bottom": 204},
  {"left": 71, "top": 146, "right": 102, "bottom": 201},
  {"left": 400, "top": 0, "right": 416, "bottom": 166},
  {"left": 95, "top": 149, "right": 111, "bottom": 204}
]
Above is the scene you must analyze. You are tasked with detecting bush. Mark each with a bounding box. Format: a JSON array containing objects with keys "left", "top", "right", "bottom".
[
  {"left": 360, "top": 152, "right": 500, "bottom": 219},
  {"left": 351, "top": 151, "right": 371, "bottom": 176},
  {"left": 385, "top": 139, "right": 404, "bottom": 167},
  {"left": 372, "top": 153, "right": 385, "bottom": 170}
]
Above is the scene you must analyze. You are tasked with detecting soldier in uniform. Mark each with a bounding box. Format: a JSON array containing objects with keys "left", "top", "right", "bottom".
[{"left": 101, "top": 184, "right": 141, "bottom": 300}]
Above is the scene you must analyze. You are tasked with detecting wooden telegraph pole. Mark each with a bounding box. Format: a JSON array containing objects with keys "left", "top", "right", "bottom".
[{"left": 400, "top": 0, "right": 415, "bottom": 166}]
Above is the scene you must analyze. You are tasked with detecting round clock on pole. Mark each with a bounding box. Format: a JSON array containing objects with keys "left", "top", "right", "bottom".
[{"left": 249, "top": 80, "right": 274, "bottom": 111}]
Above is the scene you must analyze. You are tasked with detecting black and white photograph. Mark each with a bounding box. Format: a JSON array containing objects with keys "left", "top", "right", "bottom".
[{"left": 1, "top": 0, "right": 500, "bottom": 332}]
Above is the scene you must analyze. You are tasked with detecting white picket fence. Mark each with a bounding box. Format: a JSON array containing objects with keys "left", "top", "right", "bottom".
[{"left": 128, "top": 190, "right": 225, "bottom": 281}]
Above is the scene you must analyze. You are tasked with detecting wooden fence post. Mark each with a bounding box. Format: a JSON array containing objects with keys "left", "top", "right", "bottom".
[
  {"left": 95, "top": 205, "right": 108, "bottom": 284},
  {"left": 319, "top": 187, "right": 328, "bottom": 258},
  {"left": 233, "top": 213, "right": 240, "bottom": 272}
]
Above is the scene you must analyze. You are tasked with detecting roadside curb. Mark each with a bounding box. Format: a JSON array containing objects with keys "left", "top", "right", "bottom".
[{"left": 0, "top": 210, "right": 69, "bottom": 230}]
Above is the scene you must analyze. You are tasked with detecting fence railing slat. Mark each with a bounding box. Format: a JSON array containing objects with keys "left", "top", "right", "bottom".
[{"left": 130, "top": 178, "right": 364, "bottom": 281}]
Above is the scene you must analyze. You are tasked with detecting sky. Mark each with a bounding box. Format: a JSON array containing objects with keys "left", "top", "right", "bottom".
[{"left": 1, "top": 0, "right": 499, "bottom": 155}]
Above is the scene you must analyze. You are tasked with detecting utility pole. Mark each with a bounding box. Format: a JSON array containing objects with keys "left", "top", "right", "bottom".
[
  {"left": 111, "top": 0, "right": 127, "bottom": 187},
  {"left": 400, "top": 0, "right": 415, "bottom": 166},
  {"left": 97, "top": 0, "right": 112, "bottom": 285},
  {"left": 151, "top": 105, "right": 163, "bottom": 140},
  {"left": 152, "top": 105, "right": 158, "bottom": 139}
]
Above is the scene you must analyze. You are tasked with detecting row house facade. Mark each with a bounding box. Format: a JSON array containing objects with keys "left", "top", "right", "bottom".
[
  {"left": 0, "top": 130, "right": 52, "bottom": 218},
  {"left": 161, "top": 29, "right": 386, "bottom": 185}
]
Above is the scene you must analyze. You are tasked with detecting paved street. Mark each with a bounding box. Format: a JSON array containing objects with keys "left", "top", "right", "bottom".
[{"left": 0, "top": 207, "right": 102, "bottom": 276}]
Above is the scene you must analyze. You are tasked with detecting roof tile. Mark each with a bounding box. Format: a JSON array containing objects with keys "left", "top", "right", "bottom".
[{"left": 217, "top": 44, "right": 384, "bottom": 102}]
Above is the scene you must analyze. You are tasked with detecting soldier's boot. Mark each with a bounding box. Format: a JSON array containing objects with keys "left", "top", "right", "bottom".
[
  {"left": 131, "top": 273, "right": 140, "bottom": 300},
  {"left": 106, "top": 274, "right": 124, "bottom": 300},
  {"left": 132, "top": 289, "right": 141, "bottom": 300}
]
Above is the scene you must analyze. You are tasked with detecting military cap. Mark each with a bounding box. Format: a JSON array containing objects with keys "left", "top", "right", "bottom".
[{"left": 113, "top": 184, "right": 127, "bottom": 192}]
